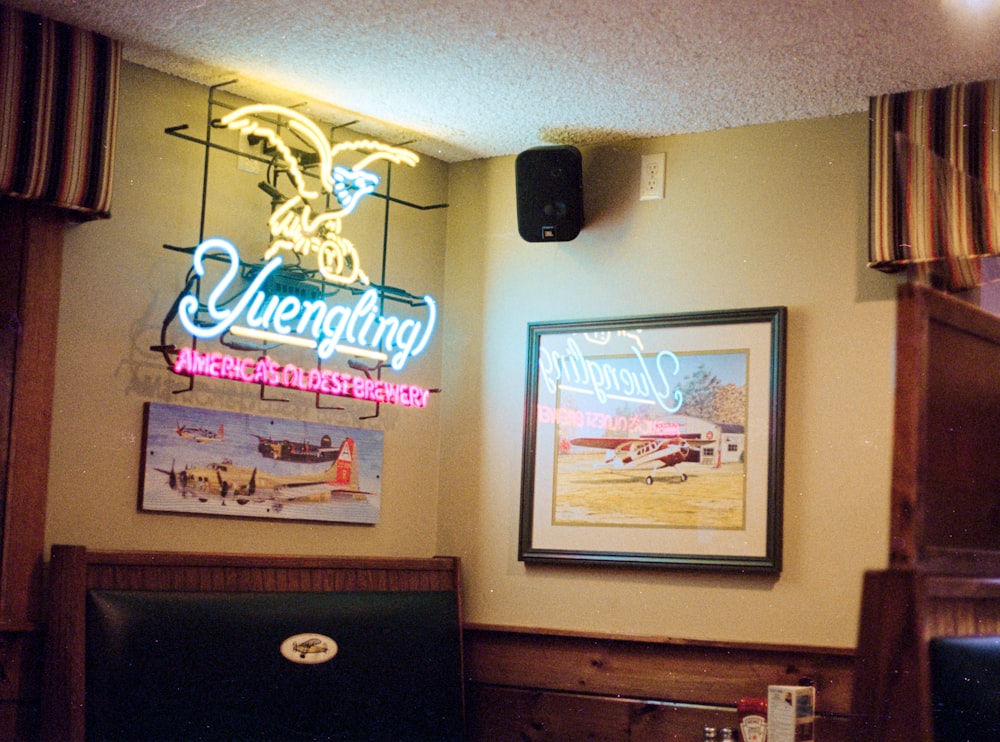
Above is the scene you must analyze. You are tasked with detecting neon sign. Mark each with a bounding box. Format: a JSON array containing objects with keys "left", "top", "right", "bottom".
[
  {"left": 178, "top": 238, "right": 436, "bottom": 371},
  {"left": 164, "top": 103, "right": 439, "bottom": 406},
  {"left": 220, "top": 104, "right": 419, "bottom": 285},
  {"left": 173, "top": 347, "right": 431, "bottom": 408}
]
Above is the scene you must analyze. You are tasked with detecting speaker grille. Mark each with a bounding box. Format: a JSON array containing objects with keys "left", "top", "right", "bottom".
[{"left": 515, "top": 146, "right": 583, "bottom": 242}]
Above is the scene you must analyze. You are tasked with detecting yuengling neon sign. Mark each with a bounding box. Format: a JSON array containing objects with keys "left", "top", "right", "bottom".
[
  {"left": 178, "top": 238, "right": 436, "bottom": 372},
  {"left": 220, "top": 104, "right": 420, "bottom": 286},
  {"left": 173, "top": 348, "right": 431, "bottom": 407},
  {"left": 165, "top": 103, "right": 439, "bottom": 404}
]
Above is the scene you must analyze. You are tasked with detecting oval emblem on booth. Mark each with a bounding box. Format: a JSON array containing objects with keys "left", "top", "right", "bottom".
[{"left": 280, "top": 633, "right": 338, "bottom": 665}]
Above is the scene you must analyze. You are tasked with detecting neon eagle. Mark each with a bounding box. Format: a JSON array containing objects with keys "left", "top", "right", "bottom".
[{"left": 219, "top": 104, "right": 420, "bottom": 285}]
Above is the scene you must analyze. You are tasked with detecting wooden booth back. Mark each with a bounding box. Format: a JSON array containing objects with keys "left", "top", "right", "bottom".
[
  {"left": 41, "top": 545, "right": 464, "bottom": 742},
  {"left": 853, "top": 285, "right": 1000, "bottom": 740}
]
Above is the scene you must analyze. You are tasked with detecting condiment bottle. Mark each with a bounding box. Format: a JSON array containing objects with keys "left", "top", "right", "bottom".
[{"left": 737, "top": 696, "right": 768, "bottom": 742}]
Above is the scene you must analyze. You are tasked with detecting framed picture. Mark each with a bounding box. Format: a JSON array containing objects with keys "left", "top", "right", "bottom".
[
  {"left": 140, "top": 402, "right": 384, "bottom": 524},
  {"left": 518, "top": 306, "right": 786, "bottom": 572}
]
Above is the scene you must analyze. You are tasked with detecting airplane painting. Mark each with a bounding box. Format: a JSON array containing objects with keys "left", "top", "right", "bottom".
[
  {"left": 519, "top": 309, "right": 784, "bottom": 567},
  {"left": 154, "top": 437, "right": 370, "bottom": 507},
  {"left": 140, "top": 403, "right": 383, "bottom": 524},
  {"left": 175, "top": 422, "right": 224, "bottom": 443},
  {"left": 532, "top": 333, "right": 752, "bottom": 530},
  {"left": 570, "top": 435, "right": 709, "bottom": 484}
]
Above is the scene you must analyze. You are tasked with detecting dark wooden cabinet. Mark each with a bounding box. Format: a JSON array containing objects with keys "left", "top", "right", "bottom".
[{"left": 852, "top": 285, "right": 1000, "bottom": 740}]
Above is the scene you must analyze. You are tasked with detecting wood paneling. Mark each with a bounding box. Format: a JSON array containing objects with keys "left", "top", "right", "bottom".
[
  {"left": 464, "top": 624, "right": 854, "bottom": 741},
  {"left": 0, "top": 632, "right": 42, "bottom": 740},
  {"left": 0, "top": 199, "right": 63, "bottom": 740},
  {"left": 890, "top": 284, "right": 1000, "bottom": 572},
  {"left": 0, "top": 199, "right": 61, "bottom": 628},
  {"left": 851, "top": 286, "right": 1000, "bottom": 739},
  {"left": 77, "top": 549, "right": 462, "bottom": 593},
  {"left": 852, "top": 569, "right": 1000, "bottom": 740}
]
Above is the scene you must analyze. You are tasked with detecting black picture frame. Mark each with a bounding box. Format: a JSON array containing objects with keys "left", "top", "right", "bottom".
[{"left": 518, "top": 306, "right": 786, "bottom": 572}]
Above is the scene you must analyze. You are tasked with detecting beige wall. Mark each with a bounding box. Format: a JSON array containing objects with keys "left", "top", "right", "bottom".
[
  {"left": 44, "top": 63, "right": 449, "bottom": 558},
  {"left": 437, "top": 115, "right": 900, "bottom": 648},
  {"left": 46, "top": 62, "right": 899, "bottom": 649}
]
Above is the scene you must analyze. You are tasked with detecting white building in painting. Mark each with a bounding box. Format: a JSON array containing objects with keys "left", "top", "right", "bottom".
[{"left": 654, "top": 415, "right": 745, "bottom": 467}]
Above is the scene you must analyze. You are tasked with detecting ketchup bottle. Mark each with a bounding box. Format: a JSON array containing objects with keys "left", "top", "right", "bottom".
[{"left": 737, "top": 697, "right": 767, "bottom": 742}]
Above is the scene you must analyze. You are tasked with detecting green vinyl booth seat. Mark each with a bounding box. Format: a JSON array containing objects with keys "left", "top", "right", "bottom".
[{"left": 42, "top": 546, "right": 465, "bottom": 742}]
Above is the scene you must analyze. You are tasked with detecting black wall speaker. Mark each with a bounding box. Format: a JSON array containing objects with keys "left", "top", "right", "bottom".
[{"left": 515, "top": 145, "right": 583, "bottom": 242}]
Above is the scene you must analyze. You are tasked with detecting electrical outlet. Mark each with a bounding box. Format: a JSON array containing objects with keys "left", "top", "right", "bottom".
[
  {"left": 237, "top": 135, "right": 261, "bottom": 174},
  {"left": 640, "top": 152, "right": 665, "bottom": 201}
]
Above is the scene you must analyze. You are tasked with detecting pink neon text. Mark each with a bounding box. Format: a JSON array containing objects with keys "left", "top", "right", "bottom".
[{"left": 173, "top": 347, "right": 430, "bottom": 408}]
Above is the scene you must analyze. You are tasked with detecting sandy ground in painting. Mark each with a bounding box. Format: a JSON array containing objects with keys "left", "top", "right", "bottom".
[{"left": 554, "top": 453, "right": 745, "bottom": 529}]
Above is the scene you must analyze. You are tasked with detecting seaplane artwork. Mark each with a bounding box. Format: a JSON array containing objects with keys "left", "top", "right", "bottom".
[
  {"left": 571, "top": 436, "right": 708, "bottom": 485},
  {"left": 175, "top": 422, "right": 224, "bottom": 443},
  {"left": 154, "top": 437, "right": 370, "bottom": 507}
]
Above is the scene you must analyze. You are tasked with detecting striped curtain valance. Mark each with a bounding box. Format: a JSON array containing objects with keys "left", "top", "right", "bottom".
[
  {"left": 869, "top": 80, "right": 1000, "bottom": 291},
  {"left": 0, "top": 6, "right": 120, "bottom": 220}
]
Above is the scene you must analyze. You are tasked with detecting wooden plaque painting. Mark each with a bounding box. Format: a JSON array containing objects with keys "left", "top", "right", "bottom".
[{"left": 140, "top": 402, "right": 384, "bottom": 524}]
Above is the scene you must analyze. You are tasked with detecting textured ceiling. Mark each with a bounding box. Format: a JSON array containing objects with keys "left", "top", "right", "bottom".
[{"left": 9, "top": 0, "right": 1000, "bottom": 162}]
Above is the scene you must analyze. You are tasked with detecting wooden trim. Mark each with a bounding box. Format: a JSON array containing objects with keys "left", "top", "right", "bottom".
[
  {"left": 67, "top": 547, "right": 460, "bottom": 571},
  {"left": 465, "top": 621, "right": 854, "bottom": 656},
  {"left": 40, "top": 546, "right": 87, "bottom": 742},
  {"left": 890, "top": 283, "right": 1000, "bottom": 572},
  {"left": 0, "top": 198, "right": 65, "bottom": 741},
  {"left": 76, "top": 548, "right": 460, "bottom": 592},
  {"left": 464, "top": 624, "right": 854, "bottom": 741},
  {"left": 889, "top": 283, "right": 929, "bottom": 567},
  {"left": 0, "top": 199, "right": 63, "bottom": 626}
]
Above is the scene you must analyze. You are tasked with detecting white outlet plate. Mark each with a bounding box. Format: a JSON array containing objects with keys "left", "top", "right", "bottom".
[
  {"left": 640, "top": 152, "right": 665, "bottom": 201},
  {"left": 237, "top": 135, "right": 261, "bottom": 174}
]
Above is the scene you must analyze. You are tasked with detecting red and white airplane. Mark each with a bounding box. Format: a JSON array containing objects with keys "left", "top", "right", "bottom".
[{"left": 570, "top": 436, "right": 706, "bottom": 485}]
